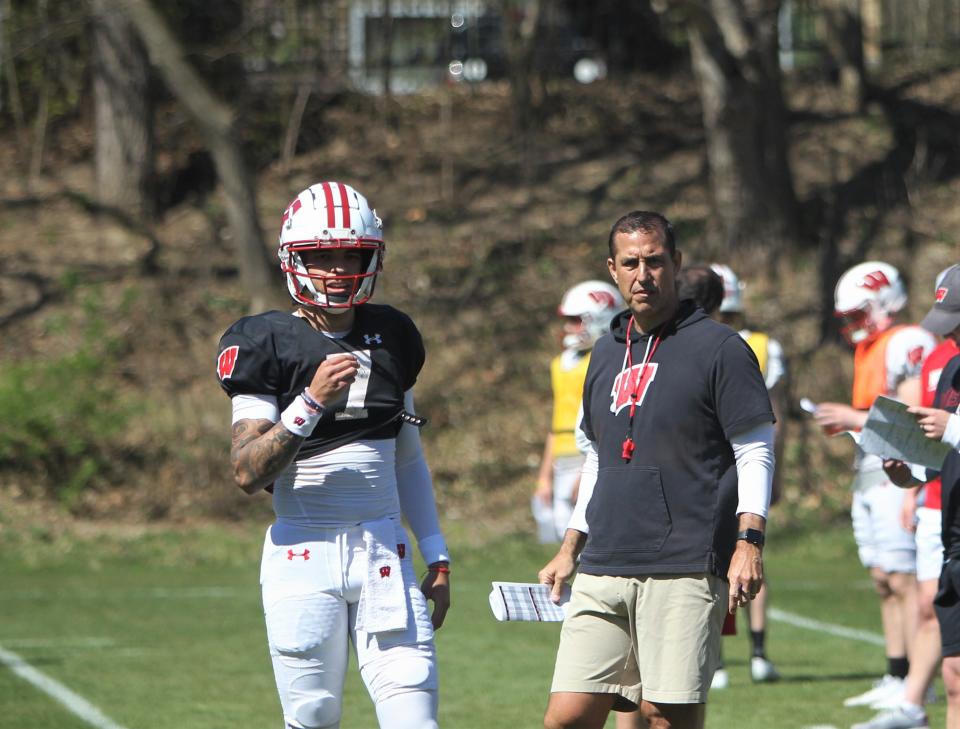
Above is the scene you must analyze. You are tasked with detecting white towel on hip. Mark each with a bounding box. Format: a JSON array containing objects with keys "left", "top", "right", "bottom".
[{"left": 355, "top": 517, "right": 409, "bottom": 634}]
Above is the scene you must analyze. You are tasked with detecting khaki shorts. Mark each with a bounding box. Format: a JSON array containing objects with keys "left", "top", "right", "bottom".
[{"left": 550, "top": 572, "right": 727, "bottom": 706}]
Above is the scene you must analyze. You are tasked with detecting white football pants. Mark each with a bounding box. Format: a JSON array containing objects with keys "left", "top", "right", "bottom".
[{"left": 260, "top": 522, "right": 439, "bottom": 729}]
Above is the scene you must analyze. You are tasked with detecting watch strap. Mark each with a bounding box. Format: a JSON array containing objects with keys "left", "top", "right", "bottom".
[{"left": 736, "top": 528, "right": 765, "bottom": 546}]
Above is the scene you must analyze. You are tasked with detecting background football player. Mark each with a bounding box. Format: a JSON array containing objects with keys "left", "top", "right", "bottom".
[
  {"left": 533, "top": 280, "right": 621, "bottom": 543},
  {"left": 216, "top": 182, "right": 450, "bottom": 729},
  {"left": 814, "top": 261, "right": 936, "bottom": 711}
]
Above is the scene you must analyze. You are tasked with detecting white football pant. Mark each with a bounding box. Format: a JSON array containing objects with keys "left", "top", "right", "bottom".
[{"left": 260, "top": 522, "right": 438, "bottom": 729}]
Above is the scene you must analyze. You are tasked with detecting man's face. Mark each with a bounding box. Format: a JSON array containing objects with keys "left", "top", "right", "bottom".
[
  {"left": 607, "top": 230, "right": 681, "bottom": 326},
  {"left": 300, "top": 248, "right": 364, "bottom": 302}
]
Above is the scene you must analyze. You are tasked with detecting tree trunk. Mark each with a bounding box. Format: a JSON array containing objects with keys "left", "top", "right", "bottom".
[
  {"left": 92, "top": 0, "right": 154, "bottom": 217},
  {"left": 820, "top": 0, "right": 868, "bottom": 109},
  {"left": 500, "top": 0, "right": 543, "bottom": 135},
  {"left": 111, "top": 0, "right": 283, "bottom": 312},
  {"left": 685, "top": 0, "right": 798, "bottom": 259}
]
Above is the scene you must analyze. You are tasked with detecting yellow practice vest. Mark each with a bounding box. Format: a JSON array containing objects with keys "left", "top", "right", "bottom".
[
  {"left": 550, "top": 352, "right": 591, "bottom": 457},
  {"left": 744, "top": 331, "right": 769, "bottom": 378}
]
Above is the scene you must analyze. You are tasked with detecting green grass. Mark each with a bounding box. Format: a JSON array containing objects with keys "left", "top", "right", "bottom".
[{"left": 0, "top": 522, "right": 945, "bottom": 728}]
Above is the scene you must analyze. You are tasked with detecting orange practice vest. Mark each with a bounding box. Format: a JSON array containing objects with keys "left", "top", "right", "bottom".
[{"left": 852, "top": 325, "right": 905, "bottom": 409}]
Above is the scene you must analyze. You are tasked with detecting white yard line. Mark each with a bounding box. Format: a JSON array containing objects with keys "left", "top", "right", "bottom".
[
  {"left": 769, "top": 607, "right": 886, "bottom": 646},
  {"left": 0, "top": 645, "right": 133, "bottom": 729}
]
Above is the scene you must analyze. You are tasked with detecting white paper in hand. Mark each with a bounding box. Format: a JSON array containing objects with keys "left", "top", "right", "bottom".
[{"left": 489, "top": 582, "right": 570, "bottom": 622}]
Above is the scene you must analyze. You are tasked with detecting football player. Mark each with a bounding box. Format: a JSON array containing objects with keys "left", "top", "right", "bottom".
[
  {"left": 533, "top": 280, "right": 622, "bottom": 543},
  {"left": 216, "top": 182, "right": 450, "bottom": 729},
  {"left": 814, "top": 261, "right": 936, "bottom": 711}
]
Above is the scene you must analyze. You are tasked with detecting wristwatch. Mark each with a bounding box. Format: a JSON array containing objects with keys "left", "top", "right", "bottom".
[{"left": 736, "top": 528, "right": 765, "bottom": 547}]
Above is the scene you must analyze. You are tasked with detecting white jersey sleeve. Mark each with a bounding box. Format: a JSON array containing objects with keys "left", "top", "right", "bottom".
[
  {"left": 885, "top": 326, "right": 937, "bottom": 393},
  {"left": 765, "top": 337, "right": 786, "bottom": 390}
]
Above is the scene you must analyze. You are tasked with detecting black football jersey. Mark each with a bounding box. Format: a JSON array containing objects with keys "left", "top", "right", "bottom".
[{"left": 216, "top": 305, "right": 425, "bottom": 458}]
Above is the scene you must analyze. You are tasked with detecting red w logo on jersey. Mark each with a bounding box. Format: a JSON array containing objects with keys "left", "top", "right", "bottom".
[
  {"left": 937, "top": 287, "right": 949, "bottom": 303},
  {"left": 859, "top": 270, "right": 891, "bottom": 291},
  {"left": 379, "top": 566, "right": 392, "bottom": 578},
  {"left": 217, "top": 346, "right": 239, "bottom": 381},
  {"left": 610, "top": 363, "right": 659, "bottom": 415}
]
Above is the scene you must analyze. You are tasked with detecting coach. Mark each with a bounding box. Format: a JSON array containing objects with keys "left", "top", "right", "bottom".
[{"left": 538, "top": 211, "right": 776, "bottom": 729}]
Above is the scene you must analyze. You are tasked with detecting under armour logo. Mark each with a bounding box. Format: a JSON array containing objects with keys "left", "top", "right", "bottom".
[
  {"left": 363, "top": 333, "right": 382, "bottom": 345},
  {"left": 287, "top": 549, "right": 310, "bottom": 561},
  {"left": 293, "top": 416, "right": 305, "bottom": 426},
  {"left": 379, "top": 566, "right": 392, "bottom": 578}
]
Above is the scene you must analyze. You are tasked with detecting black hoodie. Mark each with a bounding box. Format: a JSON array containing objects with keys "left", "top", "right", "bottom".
[{"left": 579, "top": 299, "right": 774, "bottom": 578}]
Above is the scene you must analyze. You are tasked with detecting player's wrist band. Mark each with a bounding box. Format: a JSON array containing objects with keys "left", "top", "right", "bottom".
[
  {"left": 280, "top": 396, "right": 322, "bottom": 437},
  {"left": 428, "top": 565, "right": 451, "bottom": 574},
  {"left": 300, "top": 388, "right": 324, "bottom": 414}
]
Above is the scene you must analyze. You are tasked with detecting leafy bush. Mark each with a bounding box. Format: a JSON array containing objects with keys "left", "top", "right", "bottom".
[{"left": 0, "top": 343, "right": 130, "bottom": 508}]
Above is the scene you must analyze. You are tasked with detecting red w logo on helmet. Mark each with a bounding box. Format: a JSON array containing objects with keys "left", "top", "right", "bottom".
[
  {"left": 937, "top": 287, "right": 948, "bottom": 303},
  {"left": 588, "top": 291, "right": 618, "bottom": 308},
  {"left": 217, "top": 346, "right": 239, "bottom": 380},
  {"left": 280, "top": 197, "right": 302, "bottom": 225},
  {"left": 859, "top": 271, "right": 891, "bottom": 291}
]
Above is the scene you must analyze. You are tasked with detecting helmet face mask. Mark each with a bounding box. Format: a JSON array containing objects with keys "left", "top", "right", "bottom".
[
  {"left": 835, "top": 301, "right": 890, "bottom": 345},
  {"left": 280, "top": 239, "right": 382, "bottom": 310},
  {"left": 277, "top": 182, "right": 384, "bottom": 311},
  {"left": 833, "top": 261, "right": 907, "bottom": 346}
]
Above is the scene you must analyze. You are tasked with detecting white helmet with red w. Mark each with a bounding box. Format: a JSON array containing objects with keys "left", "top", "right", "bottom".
[
  {"left": 558, "top": 280, "right": 622, "bottom": 350},
  {"left": 834, "top": 261, "right": 907, "bottom": 344},
  {"left": 277, "top": 182, "right": 384, "bottom": 310}
]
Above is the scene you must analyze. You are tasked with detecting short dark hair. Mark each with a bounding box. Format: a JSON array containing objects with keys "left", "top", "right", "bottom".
[
  {"left": 677, "top": 264, "right": 724, "bottom": 315},
  {"left": 607, "top": 211, "right": 676, "bottom": 258}
]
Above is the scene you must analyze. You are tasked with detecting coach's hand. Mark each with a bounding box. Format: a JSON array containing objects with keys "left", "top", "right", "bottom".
[
  {"left": 421, "top": 564, "right": 450, "bottom": 630},
  {"left": 727, "top": 540, "right": 764, "bottom": 614},
  {"left": 539, "top": 529, "right": 585, "bottom": 604}
]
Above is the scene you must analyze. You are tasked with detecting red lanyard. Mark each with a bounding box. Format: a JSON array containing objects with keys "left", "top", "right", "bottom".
[{"left": 622, "top": 316, "right": 662, "bottom": 461}]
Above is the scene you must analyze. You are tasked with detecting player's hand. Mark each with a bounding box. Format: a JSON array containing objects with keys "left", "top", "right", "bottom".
[
  {"left": 420, "top": 567, "right": 450, "bottom": 630},
  {"left": 813, "top": 402, "right": 862, "bottom": 434},
  {"left": 908, "top": 405, "right": 951, "bottom": 440},
  {"left": 539, "top": 551, "right": 577, "bottom": 604},
  {"left": 306, "top": 353, "right": 359, "bottom": 405},
  {"left": 883, "top": 458, "right": 916, "bottom": 489},
  {"left": 727, "top": 541, "right": 763, "bottom": 614}
]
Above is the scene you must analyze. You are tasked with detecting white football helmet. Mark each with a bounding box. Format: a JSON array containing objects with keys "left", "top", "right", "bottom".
[
  {"left": 277, "top": 182, "right": 384, "bottom": 310},
  {"left": 710, "top": 263, "right": 744, "bottom": 313},
  {"left": 557, "top": 280, "right": 622, "bottom": 350},
  {"left": 834, "top": 261, "right": 907, "bottom": 345}
]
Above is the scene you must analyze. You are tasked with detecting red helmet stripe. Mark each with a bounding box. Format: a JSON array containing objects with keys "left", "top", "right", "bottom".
[
  {"left": 337, "top": 182, "right": 352, "bottom": 228},
  {"left": 320, "top": 182, "right": 336, "bottom": 228}
]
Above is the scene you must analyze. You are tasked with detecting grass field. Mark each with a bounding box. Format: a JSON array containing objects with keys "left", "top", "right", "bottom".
[{"left": 0, "top": 520, "right": 945, "bottom": 729}]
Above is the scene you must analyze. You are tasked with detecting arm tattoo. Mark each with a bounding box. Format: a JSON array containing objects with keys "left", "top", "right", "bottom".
[{"left": 231, "top": 419, "right": 304, "bottom": 494}]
